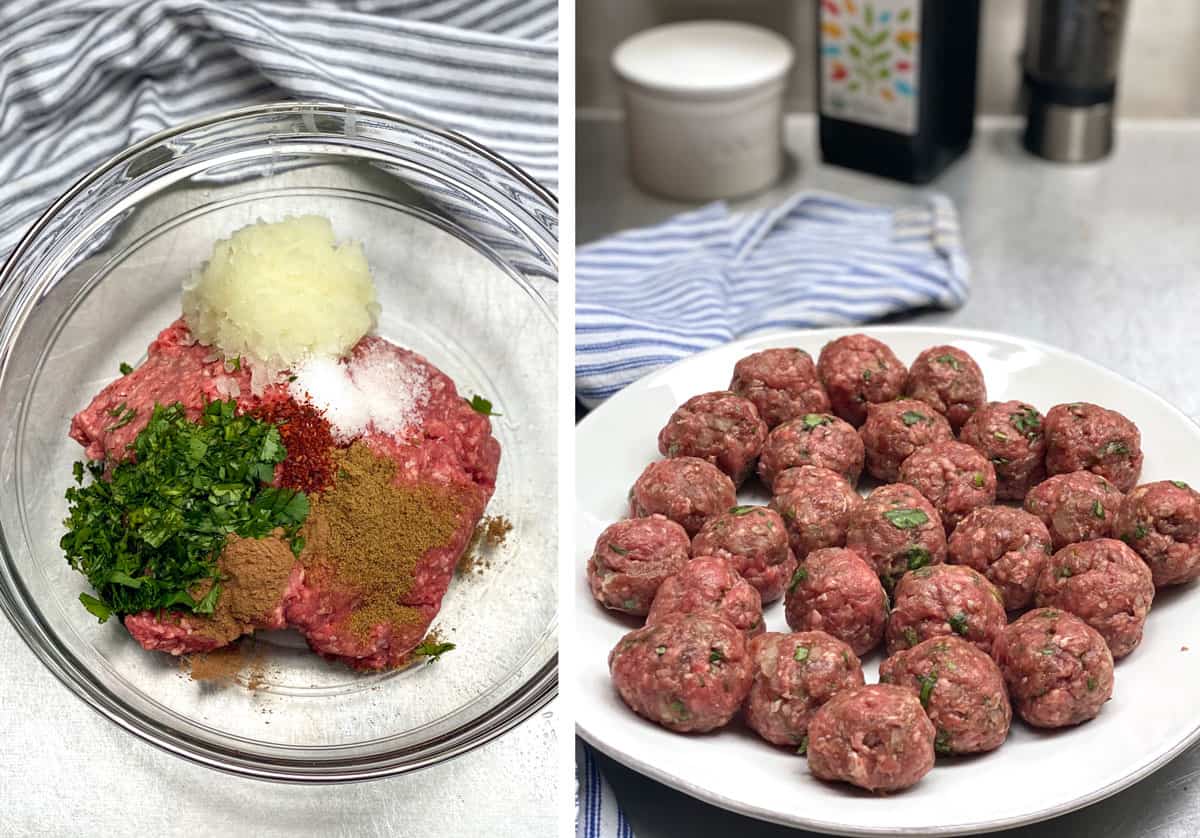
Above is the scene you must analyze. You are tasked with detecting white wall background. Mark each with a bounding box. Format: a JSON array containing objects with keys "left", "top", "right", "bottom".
[{"left": 578, "top": 0, "right": 1200, "bottom": 118}]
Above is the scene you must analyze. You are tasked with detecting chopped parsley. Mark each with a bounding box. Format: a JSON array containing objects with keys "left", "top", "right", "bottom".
[
  {"left": 655, "top": 645, "right": 666, "bottom": 656},
  {"left": 948, "top": 612, "right": 969, "bottom": 636},
  {"left": 667, "top": 442, "right": 681, "bottom": 456},
  {"left": 883, "top": 508, "right": 929, "bottom": 529},
  {"left": 972, "top": 472, "right": 985, "bottom": 488},
  {"left": 466, "top": 394, "right": 502, "bottom": 417},
  {"left": 62, "top": 400, "right": 307, "bottom": 622},
  {"left": 788, "top": 566, "right": 809, "bottom": 592},
  {"left": 608, "top": 543, "right": 629, "bottom": 555},
  {"left": 1009, "top": 407, "right": 1042, "bottom": 438},
  {"left": 802, "top": 413, "right": 832, "bottom": 430},
  {"left": 1092, "top": 500, "right": 1105, "bottom": 519},
  {"left": 796, "top": 735, "right": 809, "bottom": 756},
  {"left": 118, "top": 361, "right": 133, "bottom": 376},
  {"left": 669, "top": 699, "right": 689, "bottom": 720},
  {"left": 103, "top": 403, "right": 138, "bottom": 432},
  {"left": 862, "top": 369, "right": 872, "bottom": 382},
  {"left": 793, "top": 645, "right": 810, "bottom": 662},
  {"left": 413, "top": 639, "right": 455, "bottom": 663},
  {"left": 934, "top": 354, "right": 961, "bottom": 371},
  {"left": 1173, "top": 480, "right": 1190, "bottom": 490},
  {"left": 622, "top": 599, "right": 637, "bottom": 610},
  {"left": 709, "top": 648, "right": 724, "bottom": 664},
  {"left": 918, "top": 671, "right": 938, "bottom": 707},
  {"left": 729, "top": 505, "right": 756, "bottom": 516},
  {"left": 1087, "top": 676, "right": 1098, "bottom": 692},
  {"left": 1100, "top": 441, "right": 1129, "bottom": 456},
  {"left": 903, "top": 626, "right": 919, "bottom": 648},
  {"left": 934, "top": 728, "right": 953, "bottom": 755},
  {"left": 905, "top": 546, "right": 932, "bottom": 571},
  {"left": 901, "top": 410, "right": 927, "bottom": 426}
]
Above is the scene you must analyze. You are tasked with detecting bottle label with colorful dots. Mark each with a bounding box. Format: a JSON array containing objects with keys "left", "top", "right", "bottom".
[{"left": 819, "top": 0, "right": 921, "bottom": 135}]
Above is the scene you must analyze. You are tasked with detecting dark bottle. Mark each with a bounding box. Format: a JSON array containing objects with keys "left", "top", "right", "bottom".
[{"left": 816, "top": 0, "right": 980, "bottom": 183}]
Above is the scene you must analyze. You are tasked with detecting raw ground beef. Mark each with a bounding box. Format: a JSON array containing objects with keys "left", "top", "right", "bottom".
[
  {"left": 587, "top": 515, "right": 692, "bottom": 616},
  {"left": 729, "top": 348, "right": 830, "bottom": 428},
  {"left": 903, "top": 345, "right": 987, "bottom": 431},
  {"left": 816, "top": 334, "right": 908, "bottom": 428},
  {"left": 947, "top": 506, "right": 1053, "bottom": 610},
  {"left": 1115, "top": 480, "right": 1200, "bottom": 587}
]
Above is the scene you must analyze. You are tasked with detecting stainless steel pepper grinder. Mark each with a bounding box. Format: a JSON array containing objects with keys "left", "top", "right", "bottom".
[{"left": 1022, "top": 0, "right": 1130, "bottom": 162}]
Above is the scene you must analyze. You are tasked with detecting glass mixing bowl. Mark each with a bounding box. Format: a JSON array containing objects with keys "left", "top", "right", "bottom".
[{"left": 0, "top": 103, "right": 557, "bottom": 781}]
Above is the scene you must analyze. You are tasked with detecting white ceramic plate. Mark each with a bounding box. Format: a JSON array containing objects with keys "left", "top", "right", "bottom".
[{"left": 574, "top": 326, "right": 1200, "bottom": 836}]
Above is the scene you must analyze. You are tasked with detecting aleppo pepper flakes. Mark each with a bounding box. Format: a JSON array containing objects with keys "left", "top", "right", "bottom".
[
  {"left": 253, "top": 398, "right": 336, "bottom": 494},
  {"left": 302, "top": 442, "right": 464, "bottom": 641}
]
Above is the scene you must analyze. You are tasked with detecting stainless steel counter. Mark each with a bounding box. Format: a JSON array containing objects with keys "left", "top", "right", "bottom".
[{"left": 577, "top": 112, "right": 1200, "bottom": 837}]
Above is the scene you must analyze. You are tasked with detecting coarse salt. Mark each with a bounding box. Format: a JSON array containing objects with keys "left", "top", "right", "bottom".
[{"left": 288, "top": 343, "right": 429, "bottom": 443}]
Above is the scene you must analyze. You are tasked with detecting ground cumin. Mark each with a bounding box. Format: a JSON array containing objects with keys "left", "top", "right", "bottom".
[
  {"left": 301, "top": 442, "right": 463, "bottom": 641},
  {"left": 458, "top": 515, "right": 512, "bottom": 575}
]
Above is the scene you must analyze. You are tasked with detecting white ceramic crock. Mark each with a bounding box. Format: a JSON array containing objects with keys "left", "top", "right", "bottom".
[{"left": 612, "top": 20, "right": 795, "bottom": 201}]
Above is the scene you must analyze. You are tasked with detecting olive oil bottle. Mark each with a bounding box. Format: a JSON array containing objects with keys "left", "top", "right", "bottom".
[{"left": 816, "top": 0, "right": 980, "bottom": 183}]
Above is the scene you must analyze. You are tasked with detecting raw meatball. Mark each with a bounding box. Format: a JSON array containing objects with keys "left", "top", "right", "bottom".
[
  {"left": 1116, "top": 480, "right": 1200, "bottom": 587},
  {"left": 730, "top": 347, "right": 830, "bottom": 428},
  {"left": 845, "top": 484, "right": 947, "bottom": 589},
  {"left": 646, "top": 556, "right": 764, "bottom": 637},
  {"left": 807, "top": 684, "right": 935, "bottom": 793},
  {"left": 609, "top": 613, "right": 753, "bottom": 733},
  {"left": 816, "top": 334, "right": 908, "bottom": 427},
  {"left": 1044, "top": 402, "right": 1143, "bottom": 492},
  {"left": 1035, "top": 538, "right": 1154, "bottom": 659},
  {"left": 879, "top": 636, "right": 1011, "bottom": 755},
  {"left": 757, "top": 413, "right": 864, "bottom": 489},
  {"left": 885, "top": 565, "right": 1007, "bottom": 656},
  {"left": 959, "top": 401, "right": 1046, "bottom": 500},
  {"left": 947, "top": 506, "right": 1053, "bottom": 610},
  {"left": 903, "top": 345, "right": 987, "bottom": 431},
  {"left": 692, "top": 506, "right": 796, "bottom": 603},
  {"left": 657, "top": 391, "right": 767, "bottom": 485},
  {"left": 898, "top": 440, "right": 997, "bottom": 534},
  {"left": 745, "top": 631, "right": 865, "bottom": 749},
  {"left": 630, "top": 457, "right": 737, "bottom": 536},
  {"left": 860, "top": 399, "right": 954, "bottom": 482},
  {"left": 784, "top": 547, "right": 888, "bottom": 656},
  {"left": 1023, "top": 470, "right": 1123, "bottom": 549},
  {"left": 769, "top": 465, "right": 863, "bottom": 559},
  {"left": 992, "top": 607, "right": 1114, "bottom": 728},
  {"left": 587, "top": 515, "right": 692, "bottom": 615}
]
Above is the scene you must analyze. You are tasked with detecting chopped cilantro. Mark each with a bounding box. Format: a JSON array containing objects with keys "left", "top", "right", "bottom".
[
  {"left": 972, "top": 472, "right": 985, "bottom": 488},
  {"left": 862, "top": 369, "right": 872, "bottom": 382},
  {"left": 797, "top": 735, "right": 808, "bottom": 756},
  {"left": 669, "top": 699, "right": 689, "bottom": 719},
  {"left": 934, "top": 729, "right": 953, "bottom": 755},
  {"left": 1133, "top": 524, "right": 1149, "bottom": 539},
  {"left": 118, "top": 362, "right": 133, "bottom": 376},
  {"left": 1173, "top": 480, "right": 1190, "bottom": 490},
  {"left": 802, "top": 413, "right": 832, "bottom": 430},
  {"left": 1009, "top": 407, "right": 1042, "bottom": 438},
  {"left": 948, "top": 612, "right": 969, "bottom": 636},
  {"left": 1100, "top": 441, "right": 1129, "bottom": 456},
  {"left": 903, "top": 626, "right": 919, "bottom": 648},
  {"left": 793, "top": 645, "right": 810, "bottom": 662},
  {"left": 1092, "top": 500, "right": 1105, "bottom": 519},
  {"left": 1087, "top": 676, "right": 1098, "bottom": 691},
  {"left": 103, "top": 404, "right": 138, "bottom": 432},
  {"left": 884, "top": 508, "right": 929, "bottom": 529},
  {"left": 918, "top": 671, "right": 938, "bottom": 707},
  {"left": 905, "top": 546, "right": 932, "bottom": 571},
  {"left": 709, "top": 648, "right": 724, "bottom": 664},
  {"left": 788, "top": 566, "right": 809, "bottom": 592},
  {"left": 466, "top": 394, "right": 502, "bottom": 417},
  {"left": 608, "top": 543, "right": 629, "bottom": 555},
  {"left": 413, "top": 639, "right": 455, "bottom": 663},
  {"left": 901, "top": 410, "right": 927, "bottom": 426},
  {"left": 729, "top": 505, "right": 756, "bottom": 516},
  {"left": 934, "top": 354, "right": 961, "bottom": 371}
]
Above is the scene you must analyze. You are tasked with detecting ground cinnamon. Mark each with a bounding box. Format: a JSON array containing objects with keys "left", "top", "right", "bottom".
[
  {"left": 184, "top": 531, "right": 296, "bottom": 645},
  {"left": 301, "top": 442, "right": 463, "bottom": 640}
]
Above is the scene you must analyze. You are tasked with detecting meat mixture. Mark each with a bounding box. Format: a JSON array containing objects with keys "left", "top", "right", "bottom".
[
  {"left": 816, "top": 334, "right": 908, "bottom": 427},
  {"left": 769, "top": 465, "right": 863, "bottom": 560},
  {"left": 1023, "top": 470, "right": 1123, "bottom": 549},
  {"left": 859, "top": 399, "right": 954, "bottom": 483},
  {"left": 1116, "top": 480, "right": 1200, "bottom": 587},
  {"left": 947, "top": 506, "right": 1053, "bottom": 610},
  {"left": 992, "top": 607, "right": 1114, "bottom": 728},
  {"left": 629, "top": 457, "right": 737, "bottom": 536},
  {"left": 82, "top": 325, "right": 499, "bottom": 670},
  {"left": 691, "top": 506, "right": 797, "bottom": 604},
  {"left": 730, "top": 348, "right": 831, "bottom": 429},
  {"left": 884, "top": 565, "right": 1007, "bottom": 657},
  {"left": 903, "top": 345, "right": 987, "bottom": 431},
  {"left": 608, "top": 613, "right": 753, "bottom": 733},
  {"left": 898, "top": 440, "right": 997, "bottom": 534},
  {"left": 845, "top": 483, "right": 947, "bottom": 589},
  {"left": 879, "top": 635, "right": 1011, "bottom": 755},
  {"left": 586, "top": 515, "right": 692, "bottom": 616},
  {"left": 756, "top": 412, "right": 864, "bottom": 489},
  {"left": 646, "top": 556, "right": 764, "bottom": 637},
  {"left": 1043, "top": 402, "right": 1143, "bottom": 492},
  {"left": 784, "top": 547, "right": 888, "bottom": 656},
  {"left": 657, "top": 390, "right": 767, "bottom": 485},
  {"left": 806, "top": 684, "right": 935, "bottom": 793},
  {"left": 1035, "top": 538, "right": 1154, "bottom": 659},
  {"left": 744, "top": 631, "right": 865, "bottom": 749},
  {"left": 959, "top": 400, "right": 1046, "bottom": 500}
]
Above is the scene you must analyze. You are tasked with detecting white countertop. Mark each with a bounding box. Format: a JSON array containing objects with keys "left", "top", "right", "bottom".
[{"left": 577, "top": 112, "right": 1200, "bottom": 838}]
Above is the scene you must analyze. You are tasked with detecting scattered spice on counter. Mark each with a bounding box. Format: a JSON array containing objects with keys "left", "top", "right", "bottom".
[
  {"left": 300, "top": 442, "right": 463, "bottom": 641},
  {"left": 458, "top": 515, "right": 513, "bottom": 575},
  {"left": 254, "top": 399, "right": 336, "bottom": 494}
]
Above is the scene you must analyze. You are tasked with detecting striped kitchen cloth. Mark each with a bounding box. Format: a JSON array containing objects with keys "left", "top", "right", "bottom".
[
  {"left": 577, "top": 739, "right": 635, "bottom": 838},
  {"left": 0, "top": 0, "right": 556, "bottom": 261},
  {"left": 575, "top": 192, "right": 968, "bottom": 407}
]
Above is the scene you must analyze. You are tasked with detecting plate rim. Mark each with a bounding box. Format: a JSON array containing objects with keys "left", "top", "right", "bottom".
[{"left": 573, "top": 324, "right": 1200, "bottom": 836}]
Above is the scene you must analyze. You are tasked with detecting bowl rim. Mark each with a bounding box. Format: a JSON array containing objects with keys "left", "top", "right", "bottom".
[{"left": 0, "top": 100, "right": 559, "bottom": 782}]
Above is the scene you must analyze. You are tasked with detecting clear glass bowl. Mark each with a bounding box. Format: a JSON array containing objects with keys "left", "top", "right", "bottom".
[{"left": 0, "top": 103, "right": 557, "bottom": 781}]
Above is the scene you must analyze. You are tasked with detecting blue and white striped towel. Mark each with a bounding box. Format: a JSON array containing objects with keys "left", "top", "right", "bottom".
[
  {"left": 577, "top": 739, "right": 634, "bottom": 838},
  {"left": 0, "top": 0, "right": 557, "bottom": 261},
  {"left": 576, "top": 192, "right": 969, "bottom": 407}
]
